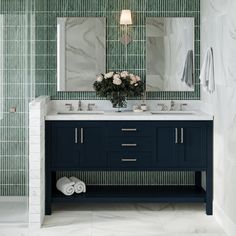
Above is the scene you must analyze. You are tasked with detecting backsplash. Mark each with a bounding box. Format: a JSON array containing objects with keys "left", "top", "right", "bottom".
[
  {"left": 35, "top": 0, "right": 200, "bottom": 100},
  {"left": 0, "top": 0, "right": 200, "bottom": 196}
]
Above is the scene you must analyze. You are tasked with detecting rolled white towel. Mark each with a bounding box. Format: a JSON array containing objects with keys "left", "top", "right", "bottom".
[
  {"left": 69, "top": 176, "right": 86, "bottom": 194},
  {"left": 56, "top": 177, "right": 75, "bottom": 196}
]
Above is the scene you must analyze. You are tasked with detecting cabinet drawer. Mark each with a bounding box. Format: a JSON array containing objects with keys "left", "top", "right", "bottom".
[
  {"left": 108, "top": 122, "right": 153, "bottom": 137},
  {"left": 108, "top": 137, "right": 153, "bottom": 151},
  {"left": 108, "top": 152, "right": 153, "bottom": 168}
]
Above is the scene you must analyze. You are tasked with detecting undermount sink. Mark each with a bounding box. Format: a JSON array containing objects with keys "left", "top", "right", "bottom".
[
  {"left": 57, "top": 111, "right": 104, "bottom": 115},
  {"left": 151, "top": 111, "right": 196, "bottom": 115}
]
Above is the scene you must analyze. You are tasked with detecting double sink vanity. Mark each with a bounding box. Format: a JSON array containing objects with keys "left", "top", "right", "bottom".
[
  {"left": 41, "top": 14, "right": 213, "bottom": 218},
  {"left": 44, "top": 102, "right": 213, "bottom": 216},
  {"left": 26, "top": 11, "right": 212, "bottom": 228}
]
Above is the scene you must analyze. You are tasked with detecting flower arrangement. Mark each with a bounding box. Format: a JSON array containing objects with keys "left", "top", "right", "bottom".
[{"left": 93, "top": 71, "right": 144, "bottom": 110}]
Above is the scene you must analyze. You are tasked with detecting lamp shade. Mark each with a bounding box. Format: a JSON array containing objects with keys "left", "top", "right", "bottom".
[{"left": 120, "top": 10, "right": 132, "bottom": 25}]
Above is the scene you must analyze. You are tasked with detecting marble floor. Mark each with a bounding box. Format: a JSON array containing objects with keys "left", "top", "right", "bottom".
[
  {"left": 0, "top": 198, "right": 28, "bottom": 223},
  {"left": 0, "top": 203, "right": 226, "bottom": 236}
]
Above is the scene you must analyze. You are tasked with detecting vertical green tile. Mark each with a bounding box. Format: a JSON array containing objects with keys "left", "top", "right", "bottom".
[
  {"left": 33, "top": 0, "right": 200, "bottom": 101},
  {"left": 0, "top": 0, "right": 200, "bottom": 196}
]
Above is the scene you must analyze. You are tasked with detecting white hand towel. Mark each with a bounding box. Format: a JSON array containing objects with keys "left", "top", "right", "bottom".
[
  {"left": 69, "top": 176, "right": 86, "bottom": 194},
  {"left": 200, "top": 47, "right": 215, "bottom": 93},
  {"left": 181, "top": 50, "right": 194, "bottom": 88},
  {"left": 56, "top": 177, "right": 75, "bottom": 196}
]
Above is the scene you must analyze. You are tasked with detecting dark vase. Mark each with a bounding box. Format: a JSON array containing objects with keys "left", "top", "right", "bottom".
[{"left": 110, "top": 91, "right": 127, "bottom": 112}]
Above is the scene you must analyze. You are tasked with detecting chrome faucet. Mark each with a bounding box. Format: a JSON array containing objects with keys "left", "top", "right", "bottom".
[
  {"left": 77, "top": 100, "right": 82, "bottom": 111},
  {"left": 65, "top": 103, "right": 74, "bottom": 111},
  {"left": 170, "top": 100, "right": 175, "bottom": 111}
]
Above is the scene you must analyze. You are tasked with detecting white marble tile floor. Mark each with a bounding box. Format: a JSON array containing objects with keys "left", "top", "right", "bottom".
[
  {"left": 0, "top": 203, "right": 226, "bottom": 236},
  {"left": 0, "top": 199, "right": 28, "bottom": 224}
]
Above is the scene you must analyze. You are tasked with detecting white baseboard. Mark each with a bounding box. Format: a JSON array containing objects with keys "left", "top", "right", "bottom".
[{"left": 214, "top": 202, "right": 236, "bottom": 236}]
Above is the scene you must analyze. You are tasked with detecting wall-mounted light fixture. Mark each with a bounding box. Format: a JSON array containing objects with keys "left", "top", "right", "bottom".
[{"left": 120, "top": 9, "right": 132, "bottom": 64}]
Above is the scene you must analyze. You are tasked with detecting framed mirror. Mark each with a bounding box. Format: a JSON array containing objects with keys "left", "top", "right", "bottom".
[
  {"left": 146, "top": 17, "right": 194, "bottom": 91},
  {"left": 57, "top": 17, "right": 106, "bottom": 91}
]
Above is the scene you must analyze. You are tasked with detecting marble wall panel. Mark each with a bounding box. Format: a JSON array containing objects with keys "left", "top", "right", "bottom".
[{"left": 201, "top": 0, "right": 236, "bottom": 233}]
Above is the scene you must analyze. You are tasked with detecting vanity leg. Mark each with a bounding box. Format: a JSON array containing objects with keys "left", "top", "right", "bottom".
[
  {"left": 195, "top": 171, "right": 201, "bottom": 187},
  {"left": 45, "top": 171, "right": 53, "bottom": 215},
  {"left": 206, "top": 125, "right": 213, "bottom": 215},
  {"left": 45, "top": 201, "right": 51, "bottom": 215},
  {"left": 206, "top": 168, "right": 213, "bottom": 215}
]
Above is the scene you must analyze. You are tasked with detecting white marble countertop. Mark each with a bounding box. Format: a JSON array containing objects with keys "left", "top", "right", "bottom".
[{"left": 45, "top": 110, "right": 213, "bottom": 121}]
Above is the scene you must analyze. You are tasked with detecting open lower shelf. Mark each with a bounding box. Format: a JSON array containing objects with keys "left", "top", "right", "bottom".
[{"left": 52, "top": 185, "right": 206, "bottom": 203}]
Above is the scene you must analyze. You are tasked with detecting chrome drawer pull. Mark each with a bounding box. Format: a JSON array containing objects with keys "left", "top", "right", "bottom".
[
  {"left": 121, "top": 128, "right": 137, "bottom": 132},
  {"left": 80, "top": 128, "right": 84, "bottom": 144},
  {"left": 181, "top": 128, "right": 184, "bottom": 144},
  {"left": 175, "top": 128, "right": 178, "bottom": 144},
  {"left": 75, "top": 128, "right": 78, "bottom": 144},
  {"left": 121, "top": 158, "right": 137, "bottom": 162},
  {"left": 121, "top": 144, "right": 137, "bottom": 147}
]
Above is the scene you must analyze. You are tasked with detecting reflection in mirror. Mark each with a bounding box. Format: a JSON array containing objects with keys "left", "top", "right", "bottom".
[
  {"left": 57, "top": 17, "right": 106, "bottom": 91},
  {"left": 146, "top": 18, "right": 194, "bottom": 91}
]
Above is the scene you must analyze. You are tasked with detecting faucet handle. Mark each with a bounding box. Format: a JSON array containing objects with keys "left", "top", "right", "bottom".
[
  {"left": 157, "top": 103, "right": 168, "bottom": 111},
  {"left": 180, "top": 103, "right": 188, "bottom": 111},
  {"left": 65, "top": 103, "right": 74, "bottom": 111}
]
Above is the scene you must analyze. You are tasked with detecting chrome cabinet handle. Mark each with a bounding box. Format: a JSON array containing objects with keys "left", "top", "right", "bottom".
[
  {"left": 80, "top": 128, "right": 84, "bottom": 144},
  {"left": 121, "top": 158, "right": 137, "bottom": 162},
  {"left": 75, "top": 128, "right": 78, "bottom": 143},
  {"left": 121, "top": 144, "right": 137, "bottom": 147},
  {"left": 175, "top": 128, "right": 178, "bottom": 144},
  {"left": 181, "top": 128, "right": 184, "bottom": 144},
  {"left": 121, "top": 128, "right": 137, "bottom": 132}
]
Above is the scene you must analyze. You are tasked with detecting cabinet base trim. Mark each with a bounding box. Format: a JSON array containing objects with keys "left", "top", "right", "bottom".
[{"left": 52, "top": 185, "right": 206, "bottom": 203}]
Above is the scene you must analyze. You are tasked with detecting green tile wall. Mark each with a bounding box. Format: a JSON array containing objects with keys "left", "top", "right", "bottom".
[
  {"left": 0, "top": 0, "right": 34, "bottom": 196},
  {"left": 0, "top": 0, "right": 200, "bottom": 196},
  {"left": 35, "top": 0, "right": 200, "bottom": 100}
]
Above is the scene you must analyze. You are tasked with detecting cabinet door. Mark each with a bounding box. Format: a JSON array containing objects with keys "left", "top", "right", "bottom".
[
  {"left": 156, "top": 127, "right": 178, "bottom": 167},
  {"left": 155, "top": 122, "right": 208, "bottom": 169},
  {"left": 51, "top": 123, "right": 80, "bottom": 168},
  {"left": 178, "top": 126, "right": 207, "bottom": 168},
  {"left": 79, "top": 123, "right": 106, "bottom": 168}
]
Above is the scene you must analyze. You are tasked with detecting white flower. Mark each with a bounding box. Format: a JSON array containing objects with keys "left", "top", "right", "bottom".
[
  {"left": 96, "top": 75, "right": 103, "bottom": 82},
  {"left": 130, "top": 75, "right": 137, "bottom": 84},
  {"left": 120, "top": 71, "right": 129, "bottom": 78},
  {"left": 113, "top": 73, "right": 121, "bottom": 80},
  {"left": 136, "top": 76, "right": 141, "bottom": 81},
  {"left": 104, "top": 72, "right": 114, "bottom": 79},
  {"left": 113, "top": 77, "right": 122, "bottom": 85}
]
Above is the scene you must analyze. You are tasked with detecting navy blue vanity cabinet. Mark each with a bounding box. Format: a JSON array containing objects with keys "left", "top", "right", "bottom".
[
  {"left": 50, "top": 122, "right": 80, "bottom": 168},
  {"left": 156, "top": 122, "right": 208, "bottom": 169},
  {"left": 177, "top": 125, "right": 207, "bottom": 168},
  {"left": 107, "top": 122, "right": 155, "bottom": 169},
  {"left": 45, "top": 120, "right": 213, "bottom": 216},
  {"left": 79, "top": 124, "right": 107, "bottom": 168},
  {"left": 48, "top": 121, "right": 107, "bottom": 169},
  {"left": 156, "top": 126, "right": 177, "bottom": 168}
]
